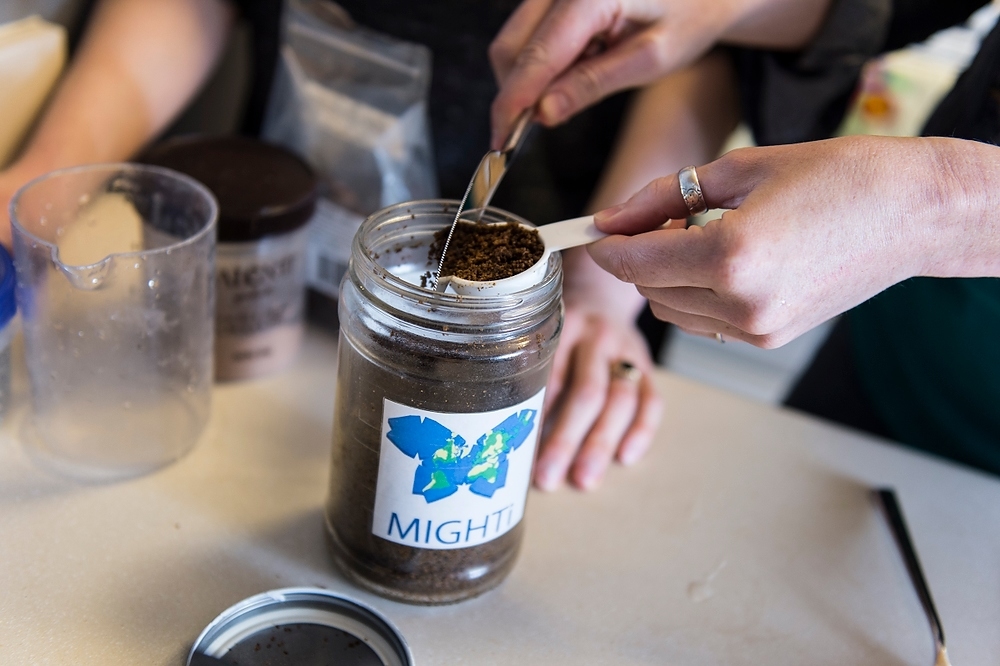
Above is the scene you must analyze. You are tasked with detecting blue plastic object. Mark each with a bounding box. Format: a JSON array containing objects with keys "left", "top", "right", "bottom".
[{"left": 0, "top": 244, "right": 15, "bottom": 329}]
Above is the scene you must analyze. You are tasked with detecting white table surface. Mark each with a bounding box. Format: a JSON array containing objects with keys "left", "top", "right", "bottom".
[{"left": 1, "top": 327, "right": 998, "bottom": 665}]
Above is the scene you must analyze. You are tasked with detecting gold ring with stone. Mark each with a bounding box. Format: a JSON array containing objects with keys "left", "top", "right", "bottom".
[{"left": 610, "top": 360, "right": 642, "bottom": 382}]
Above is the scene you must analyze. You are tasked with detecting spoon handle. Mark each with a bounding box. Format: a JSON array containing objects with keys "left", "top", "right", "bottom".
[
  {"left": 502, "top": 108, "right": 534, "bottom": 154},
  {"left": 538, "top": 215, "right": 607, "bottom": 252},
  {"left": 875, "top": 488, "right": 946, "bottom": 651}
]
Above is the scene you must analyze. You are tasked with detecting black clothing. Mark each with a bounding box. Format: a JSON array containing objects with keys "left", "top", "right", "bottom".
[
  {"left": 233, "top": 0, "right": 283, "bottom": 136},
  {"left": 235, "top": 0, "right": 629, "bottom": 220},
  {"left": 784, "top": 318, "right": 893, "bottom": 439}
]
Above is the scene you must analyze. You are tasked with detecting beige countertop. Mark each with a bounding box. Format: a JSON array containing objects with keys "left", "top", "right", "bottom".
[{"left": 1, "top": 327, "right": 997, "bottom": 665}]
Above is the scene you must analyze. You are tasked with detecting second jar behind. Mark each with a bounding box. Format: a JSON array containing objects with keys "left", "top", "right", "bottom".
[
  {"left": 143, "top": 136, "right": 318, "bottom": 381},
  {"left": 325, "top": 200, "right": 563, "bottom": 604}
]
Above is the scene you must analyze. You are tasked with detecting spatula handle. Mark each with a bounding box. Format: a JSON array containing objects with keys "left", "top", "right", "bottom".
[
  {"left": 538, "top": 215, "right": 606, "bottom": 252},
  {"left": 875, "top": 488, "right": 946, "bottom": 650}
]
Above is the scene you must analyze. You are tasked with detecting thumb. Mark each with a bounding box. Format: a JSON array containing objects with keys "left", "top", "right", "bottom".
[{"left": 593, "top": 150, "right": 761, "bottom": 235}]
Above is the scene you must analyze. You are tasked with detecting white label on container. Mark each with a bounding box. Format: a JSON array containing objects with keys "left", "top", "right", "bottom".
[
  {"left": 305, "top": 197, "right": 364, "bottom": 298},
  {"left": 371, "top": 390, "right": 545, "bottom": 550}
]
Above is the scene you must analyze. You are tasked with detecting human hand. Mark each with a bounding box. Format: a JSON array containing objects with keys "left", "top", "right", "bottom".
[
  {"left": 587, "top": 135, "right": 999, "bottom": 348},
  {"left": 489, "top": 0, "right": 831, "bottom": 147},
  {"left": 537, "top": 304, "right": 662, "bottom": 491}
]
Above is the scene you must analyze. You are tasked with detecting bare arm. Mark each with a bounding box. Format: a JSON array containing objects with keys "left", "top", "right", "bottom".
[
  {"left": 538, "top": 51, "right": 740, "bottom": 491},
  {"left": 0, "top": 0, "right": 234, "bottom": 243}
]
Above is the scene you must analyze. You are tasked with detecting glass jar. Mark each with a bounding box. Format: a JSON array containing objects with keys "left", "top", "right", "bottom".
[{"left": 325, "top": 200, "right": 563, "bottom": 605}]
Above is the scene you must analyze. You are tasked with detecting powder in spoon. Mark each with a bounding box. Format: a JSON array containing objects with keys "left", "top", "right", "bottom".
[{"left": 429, "top": 221, "right": 543, "bottom": 282}]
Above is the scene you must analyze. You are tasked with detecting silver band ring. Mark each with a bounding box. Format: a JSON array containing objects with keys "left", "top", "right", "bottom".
[
  {"left": 715, "top": 333, "right": 725, "bottom": 344},
  {"left": 611, "top": 360, "right": 642, "bottom": 382},
  {"left": 678, "top": 166, "right": 708, "bottom": 216}
]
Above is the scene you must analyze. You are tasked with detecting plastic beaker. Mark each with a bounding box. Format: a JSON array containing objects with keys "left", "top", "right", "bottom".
[{"left": 10, "top": 163, "right": 218, "bottom": 481}]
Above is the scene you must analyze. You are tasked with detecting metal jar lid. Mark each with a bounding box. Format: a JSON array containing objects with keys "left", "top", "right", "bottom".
[{"left": 188, "top": 587, "right": 413, "bottom": 666}]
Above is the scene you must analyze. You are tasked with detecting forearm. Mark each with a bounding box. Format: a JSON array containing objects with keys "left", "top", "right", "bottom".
[
  {"left": 922, "top": 137, "right": 1000, "bottom": 278},
  {"left": 565, "top": 51, "right": 740, "bottom": 320},
  {"left": 723, "top": 0, "right": 832, "bottom": 50},
  {"left": 588, "top": 51, "right": 740, "bottom": 212},
  {"left": 7, "top": 0, "right": 233, "bottom": 182}
]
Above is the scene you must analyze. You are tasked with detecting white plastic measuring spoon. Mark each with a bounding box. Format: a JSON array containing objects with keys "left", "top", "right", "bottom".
[{"left": 436, "top": 215, "right": 606, "bottom": 296}]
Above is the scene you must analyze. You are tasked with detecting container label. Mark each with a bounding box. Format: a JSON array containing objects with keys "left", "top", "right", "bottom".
[
  {"left": 305, "top": 198, "right": 363, "bottom": 299},
  {"left": 371, "top": 390, "right": 545, "bottom": 550}
]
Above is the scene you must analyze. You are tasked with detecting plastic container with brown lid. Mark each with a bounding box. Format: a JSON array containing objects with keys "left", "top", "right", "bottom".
[{"left": 143, "top": 136, "right": 318, "bottom": 381}]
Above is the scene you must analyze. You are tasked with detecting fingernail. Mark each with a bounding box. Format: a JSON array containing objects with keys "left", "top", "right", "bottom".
[
  {"left": 535, "top": 464, "right": 560, "bottom": 491},
  {"left": 539, "top": 92, "right": 568, "bottom": 124},
  {"left": 619, "top": 445, "right": 641, "bottom": 466},
  {"left": 593, "top": 203, "right": 624, "bottom": 225},
  {"left": 575, "top": 462, "right": 603, "bottom": 490}
]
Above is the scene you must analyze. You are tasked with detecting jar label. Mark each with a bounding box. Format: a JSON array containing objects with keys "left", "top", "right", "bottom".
[{"left": 371, "top": 390, "right": 545, "bottom": 550}]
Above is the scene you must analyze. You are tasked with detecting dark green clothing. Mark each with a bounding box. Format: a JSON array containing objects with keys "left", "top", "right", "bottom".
[
  {"left": 736, "top": 0, "right": 1000, "bottom": 474},
  {"left": 851, "top": 16, "right": 1000, "bottom": 474},
  {"left": 851, "top": 279, "right": 1000, "bottom": 472}
]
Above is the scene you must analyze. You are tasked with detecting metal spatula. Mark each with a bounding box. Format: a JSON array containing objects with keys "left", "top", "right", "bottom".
[{"left": 432, "top": 108, "right": 533, "bottom": 290}]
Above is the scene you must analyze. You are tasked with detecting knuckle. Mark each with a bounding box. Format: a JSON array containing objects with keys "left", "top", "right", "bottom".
[
  {"left": 722, "top": 146, "right": 756, "bottom": 170},
  {"left": 487, "top": 38, "right": 512, "bottom": 70},
  {"left": 515, "top": 39, "right": 557, "bottom": 75},
  {"left": 635, "top": 31, "right": 670, "bottom": 72},
  {"left": 708, "top": 226, "right": 753, "bottom": 293},
  {"left": 709, "top": 251, "right": 742, "bottom": 294},
  {"left": 581, "top": 429, "right": 612, "bottom": 457},
  {"left": 635, "top": 284, "right": 654, "bottom": 301},
  {"left": 565, "top": 60, "right": 606, "bottom": 105},
  {"left": 756, "top": 331, "right": 788, "bottom": 350},
  {"left": 489, "top": 97, "right": 508, "bottom": 127},
  {"left": 590, "top": 316, "right": 615, "bottom": 341},
  {"left": 618, "top": 255, "right": 642, "bottom": 285},
  {"left": 537, "top": 442, "right": 572, "bottom": 469},
  {"left": 647, "top": 175, "right": 676, "bottom": 207},
  {"left": 649, "top": 301, "right": 678, "bottom": 325},
  {"left": 644, "top": 387, "right": 663, "bottom": 413},
  {"left": 736, "top": 302, "right": 780, "bottom": 337},
  {"left": 540, "top": 420, "right": 576, "bottom": 451},
  {"left": 606, "top": 248, "right": 641, "bottom": 284},
  {"left": 627, "top": 424, "right": 655, "bottom": 448},
  {"left": 572, "top": 382, "right": 606, "bottom": 409}
]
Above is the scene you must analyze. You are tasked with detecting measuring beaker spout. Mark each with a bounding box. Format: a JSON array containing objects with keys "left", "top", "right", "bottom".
[{"left": 54, "top": 249, "right": 115, "bottom": 291}]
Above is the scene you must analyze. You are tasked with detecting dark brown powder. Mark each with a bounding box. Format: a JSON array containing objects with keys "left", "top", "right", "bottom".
[
  {"left": 219, "top": 623, "right": 383, "bottom": 665},
  {"left": 429, "top": 221, "right": 543, "bottom": 281},
  {"left": 325, "top": 315, "right": 557, "bottom": 604}
]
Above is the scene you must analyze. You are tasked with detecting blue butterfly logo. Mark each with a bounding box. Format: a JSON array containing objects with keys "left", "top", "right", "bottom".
[{"left": 386, "top": 410, "right": 537, "bottom": 503}]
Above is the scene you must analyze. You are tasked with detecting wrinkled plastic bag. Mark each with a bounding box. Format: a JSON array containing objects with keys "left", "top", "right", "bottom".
[
  {"left": 262, "top": 0, "right": 436, "bottom": 214},
  {"left": 262, "top": 0, "right": 437, "bottom": 299}
]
